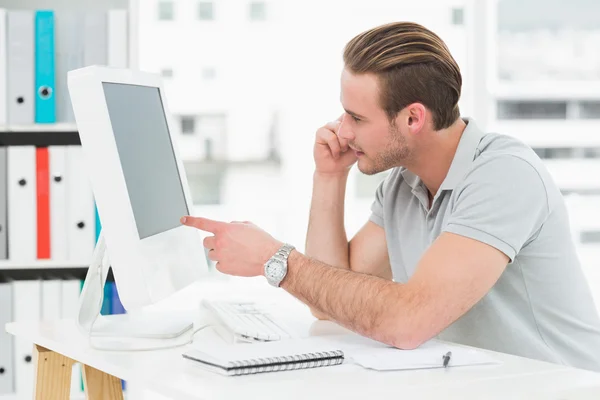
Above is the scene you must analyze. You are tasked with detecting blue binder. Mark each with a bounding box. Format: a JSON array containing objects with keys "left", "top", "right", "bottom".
[
  {"left": 34, "top": 10, "right": 56, "bottom": 123},
  {"left": 94, "top": 202, "right": 101, "bottom": 243}
]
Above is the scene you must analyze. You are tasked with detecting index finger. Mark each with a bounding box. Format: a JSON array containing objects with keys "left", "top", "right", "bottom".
[{"left": 180, "top": 216, "right": 226, "bottom": 233}]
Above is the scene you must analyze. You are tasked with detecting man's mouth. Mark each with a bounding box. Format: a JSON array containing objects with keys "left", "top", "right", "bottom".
[{"left": 349, "top": 145, "right": 364, "bottom": 156}]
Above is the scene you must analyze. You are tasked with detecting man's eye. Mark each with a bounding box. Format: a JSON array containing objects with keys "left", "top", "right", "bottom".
[{"left": 351, "top": 115, "right": 360, "bottom": 122}]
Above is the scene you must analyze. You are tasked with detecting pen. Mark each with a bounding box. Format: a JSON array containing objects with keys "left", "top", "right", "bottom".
[{"left": 442, "top": 351, "right": 452, "bottom": 368}]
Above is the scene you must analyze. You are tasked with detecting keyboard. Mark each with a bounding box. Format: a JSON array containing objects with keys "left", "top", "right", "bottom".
[{"left": 202, "top": 299, "right": 293, "bottom": 342}]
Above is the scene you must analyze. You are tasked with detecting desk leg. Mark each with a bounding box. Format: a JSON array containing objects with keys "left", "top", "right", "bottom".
[
  {"left": 33, "top": 344, "right": 75, "bottom": 400},
  {"left": 82, "top": 364, "right": 124, "bottom": 400},
  {"left": 33, "top": 344, "right": 124, "bottom": 400}
]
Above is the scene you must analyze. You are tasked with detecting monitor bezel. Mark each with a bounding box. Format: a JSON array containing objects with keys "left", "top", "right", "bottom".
[{"left": 68, "top": 66, "right": 209, "bottom": 310}]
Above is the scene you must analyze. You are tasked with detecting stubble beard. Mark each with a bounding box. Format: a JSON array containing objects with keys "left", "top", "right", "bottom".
[{"left": 358, "top": 122, "right": 411, "bottom": 176}]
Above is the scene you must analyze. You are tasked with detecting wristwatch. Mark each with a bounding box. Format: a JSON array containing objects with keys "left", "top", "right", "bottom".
[{"left": 264, "top": 243, "right": 295, "bottom": 287}]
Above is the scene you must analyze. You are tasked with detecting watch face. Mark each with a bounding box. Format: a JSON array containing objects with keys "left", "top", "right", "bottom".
[{"left": 266, "top": 260, "right": 283, "bottom": 280}]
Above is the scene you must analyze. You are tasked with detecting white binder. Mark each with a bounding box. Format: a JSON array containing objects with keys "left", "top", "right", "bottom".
[
  {"left": 0, "top": 9, "right": 8, "bottom": 126},
  {"left": 12, "top": 280, "right": 41, "bottom": 399},
  {"left": 60, "top": 279, "right": 80, "bottom": 320},
  {"left": 108, "top": 10, "right": 128, "bottom": 68},
  {"left": 7, "top": 10, "right": 34, "bottom": 125},
  {"left": 55, "top": 10, "right": 84, "bottom": 123},
  {"left": 0, "top": 147, "right": 7, "bottom": 259},
  {"left": 49, "top": 146, "right": 68, "bottom": 261},
  {"left": 83, "top": 12, "right": 107, "bottom": 67},
  {"left": 61, "top": 279, "right": 83, "bottom": 397},
  {"left": 7, "top": 146, "right": 36, "bottom": 262},
  {"left": 0, "top": 282, "right": 14, "bottom": 394},
  {"left": 66, "top": 145, "right": 95, "bottom": 263},
  {"left": 41, "top": 280, "right": 62, "bottom": 321}
]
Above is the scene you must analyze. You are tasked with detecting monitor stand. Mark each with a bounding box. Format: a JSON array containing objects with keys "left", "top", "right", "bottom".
[{"left": 77, "top": 231, "right": 196, "bottom": 351}]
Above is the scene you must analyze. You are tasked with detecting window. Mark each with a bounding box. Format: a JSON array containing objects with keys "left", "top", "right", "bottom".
[
  {"left": 249, "top": 2, "right": 267, "bottom": 21},
  {"left": 533, "top": 147, "right": 600, "bottom": 159},
  {"left": 584, "top": 147, "right": 600, "bottom": 159},
  {"left": 202, "top": 67, "right": 217, "bottom": 80},
  {"left": 180, "top": 116, "right": 195, "bottom": 135},
  {"left": 579, "top": 101, "right": 600, "bottom": 119},
  {"left": 545, "top": 147, "right": 575, "bottom": 159},
  {"left": 198, "top": 114, "right": 227, "bottom": 160},
  {"left": 581, "top": 230, "right": 600, "bottom": 244},
  {"left": 451, "top": 7, "right": 464, "bottom": 25},
  {"left": 198, "top": 2, "right": 214, "bottom": 20},
  {"left": 184, "top": 161, "right": 225, "bottom": 204},
  {"left": 497, "top": 0, "right": 600, "bottom": 81},
  {"left": 562, "top": 188, "right": 600, "bottom": 196},
  {"left": 497, "top": 100, "right": 567, "bottom": 120},
  {"left": 161, "top": 68, "right": 173, "bottom": 78},
  {"left": 158, "top": 1, "right": 174, "bottom": 21},
  {"left": 204, "top": 138, "right": 214, "bottom": 160}
]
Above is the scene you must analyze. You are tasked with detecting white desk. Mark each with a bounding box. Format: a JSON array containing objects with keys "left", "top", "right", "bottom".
[{"left": 6, "top": 276, "right": 600, "bottom": 400}]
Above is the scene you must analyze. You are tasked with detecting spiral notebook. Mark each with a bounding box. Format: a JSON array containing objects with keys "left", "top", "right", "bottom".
[{"left": 182, "top": 340, "right": 345, "bottom": 376}]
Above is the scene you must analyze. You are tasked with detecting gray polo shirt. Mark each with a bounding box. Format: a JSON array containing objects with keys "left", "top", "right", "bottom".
[{"left": 370, "top": 118, "right": 600, "bottom": 372}]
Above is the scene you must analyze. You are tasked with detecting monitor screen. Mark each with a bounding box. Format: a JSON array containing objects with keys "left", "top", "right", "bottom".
[{"left": 102, "top": 82, "right": 189, "bottom": 239}]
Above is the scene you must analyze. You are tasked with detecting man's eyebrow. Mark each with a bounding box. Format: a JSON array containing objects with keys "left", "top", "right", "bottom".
[{"left": 344, "top": 109, "right": 367, "bottom": 120}]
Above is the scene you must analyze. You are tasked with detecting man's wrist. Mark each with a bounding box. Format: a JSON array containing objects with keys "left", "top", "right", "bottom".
[
  {"left": 313, "top": 170, "right": 350, "bottom": 182},
  {"left": 280, "top": 249, "right": 302, "bottom": 289}
]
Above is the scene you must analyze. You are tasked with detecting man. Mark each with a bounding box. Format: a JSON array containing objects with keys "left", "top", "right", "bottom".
[{"left": 180, "top": 22, "right": 600, "bottom": 372}]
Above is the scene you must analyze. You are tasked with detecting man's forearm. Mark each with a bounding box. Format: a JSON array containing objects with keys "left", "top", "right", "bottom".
[
  {"left": 305, "top": 172, "right": 350, "bottom": 269},
  {"left": 282, "top": 250, "right": 420, "bottom": 349}
]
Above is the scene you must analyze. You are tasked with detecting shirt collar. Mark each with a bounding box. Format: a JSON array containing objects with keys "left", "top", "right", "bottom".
[
  {"left": 400, "top": 117, "right": 486, "bottom": 192},
  {"left": 439, "top": 117, "right": 486, "bottom": 191}
]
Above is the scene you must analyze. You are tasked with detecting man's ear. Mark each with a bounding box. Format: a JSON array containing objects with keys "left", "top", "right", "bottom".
[
  {"left": 405, "top": 103, "right": 426, "bottom": 132},
  {"left": 394, "top": 103, "right": 426, "bottom": 134}
]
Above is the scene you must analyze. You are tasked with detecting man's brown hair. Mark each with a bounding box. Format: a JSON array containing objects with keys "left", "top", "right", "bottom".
[{"left": 343, "top": 22, "right": 462, "bottom": 130}]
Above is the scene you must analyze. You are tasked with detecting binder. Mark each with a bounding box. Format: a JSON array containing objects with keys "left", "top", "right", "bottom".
[
  {"left": 65, "top": 145, "right": 94, "bottom": 262},
  {"left": 36, "top": 147, "right": 50, "bottom": 259},
  {"left": 41, "top": 279, "right": 61, "bottom": 321},
  {"left": 107, "top": 10, "right": 128, "bottom": 68},
  {"left": 34, "top": 10, "right": 56, "bottom": 124},
  {"left": 12, "top": 280, "right": 41, "bottom": 399},
  {"left": 60, "top": 279, "right": 83, "bottom": 397},
  {"left": 83, "top": 12, "right": 107, "bottom": 67},
  {"left": 102, "top": 281, "right": 113, "bottom": 315},
  {"left": 49, "top": 146, "right": 68, "bottom": 260},
  {"left": 60, "top": 279, "right": 80, "bottom": 320},
  {"left": 7, "top": 10, "right": 34, "bottom": 125},
  {"left": 0, "top": 282, "right": 14, "bottom": 394},
  {"left": 0, "top": 147, "right": 7, "bottom": 260},
  {"left": 111, "top": 282, "right": 126, "bottom": 315},
  {"left": 54, "top": 10, "right": 83, "bottom": 123},
  {"left": 0, "top": 9, "right": 8, "bottom": 127},
  {"left": 94, "top": 202, "right": 101, "bottom": 243},
  {"left": 7, "top": 146, "right": 37, "bottom": 262}
]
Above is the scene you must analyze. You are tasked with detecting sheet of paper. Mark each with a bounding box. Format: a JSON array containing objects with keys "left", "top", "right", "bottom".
[{"left": 348, "top": 340, "right": 500, "bottom": 371}]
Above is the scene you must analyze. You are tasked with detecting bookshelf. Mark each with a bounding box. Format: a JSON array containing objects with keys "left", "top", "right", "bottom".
[{"left": 0, "top": 1, "right": 136, "bottom": 399}]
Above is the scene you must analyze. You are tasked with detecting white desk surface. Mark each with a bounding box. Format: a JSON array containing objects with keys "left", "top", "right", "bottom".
[{"left": 6, "top": 275, "right": 600, "bottom": 400}]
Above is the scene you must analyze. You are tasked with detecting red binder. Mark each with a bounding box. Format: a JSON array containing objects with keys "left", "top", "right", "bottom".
[{"left": 36, "top": 147, "right": 50, "bottom": 259}]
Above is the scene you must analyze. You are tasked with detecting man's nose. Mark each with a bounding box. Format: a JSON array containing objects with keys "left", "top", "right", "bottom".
[{"left": 338, "top": 114, "right": 355, "bottom": 140}]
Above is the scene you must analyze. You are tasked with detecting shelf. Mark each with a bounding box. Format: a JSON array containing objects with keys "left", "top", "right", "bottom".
[
  {"left": 0, "top": 260, "right": 89, "bottom": 282},
  {"left": 0, "top": 260, "right": 88, "bottom": 270},
  {"left": 0, "top": 260, "right": 120, "bottom": 282},
  {"left": 0, "top": 123, "right": 78, "bottom": 132},
  {"left": 0, "top": 128, "right": 81, "bottom": 146}
]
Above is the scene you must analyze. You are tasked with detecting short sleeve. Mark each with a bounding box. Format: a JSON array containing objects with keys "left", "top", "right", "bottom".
[
  {"left": 442, "top": 155, "right": 550, "bottom": 262},
  {"left": 369, "top": 178, "right": 385, "bottom": 227}
]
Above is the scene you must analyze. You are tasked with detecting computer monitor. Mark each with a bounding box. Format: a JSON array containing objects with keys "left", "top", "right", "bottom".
[{"left": 67, "top": 66, "right": 210, "bottom": 343}]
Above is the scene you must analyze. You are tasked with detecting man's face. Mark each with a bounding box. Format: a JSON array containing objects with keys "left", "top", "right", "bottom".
[{"left": 339, "top": 68, "right": 412, "bottom": 175}]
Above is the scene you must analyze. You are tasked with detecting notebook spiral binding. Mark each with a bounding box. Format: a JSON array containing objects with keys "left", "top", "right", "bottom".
[{"left": 228, "top": 350, "right": 344, "bottom": 376}]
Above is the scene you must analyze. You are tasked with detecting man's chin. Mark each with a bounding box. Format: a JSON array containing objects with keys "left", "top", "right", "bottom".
[{"left": 357, "top": 159, "right": 382, "bottom": 176}]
